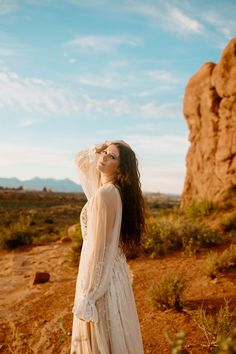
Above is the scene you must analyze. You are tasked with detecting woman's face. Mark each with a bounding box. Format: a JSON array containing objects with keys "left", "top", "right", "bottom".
[{"left": 97, "top": 144, "right": 120, "bottom": 177}]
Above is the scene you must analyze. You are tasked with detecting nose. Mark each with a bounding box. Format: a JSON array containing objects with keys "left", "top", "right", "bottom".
[
  {"left": 103, "top": 155, "right": 108, "bottom": 162},
  {"left": 101, "top": 154, "right": 107, "bottom": 163}
]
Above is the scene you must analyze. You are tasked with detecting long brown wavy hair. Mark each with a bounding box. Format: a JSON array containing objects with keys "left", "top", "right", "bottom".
[{"left": 113, "top": 143, "right": 146, "bottom": 251}]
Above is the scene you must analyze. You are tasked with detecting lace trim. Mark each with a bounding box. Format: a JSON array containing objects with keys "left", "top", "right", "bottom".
[{"left": 80, "top": 202, "right": 88, "bottom": 239}]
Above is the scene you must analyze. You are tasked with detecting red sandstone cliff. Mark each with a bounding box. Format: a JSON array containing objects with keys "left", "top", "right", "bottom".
[{"left": 181, "top": 37, "right": 236, "bottom": 208}]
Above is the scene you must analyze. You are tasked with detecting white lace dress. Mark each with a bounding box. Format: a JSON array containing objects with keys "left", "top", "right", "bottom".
[{"left": 70, "top": 146, "right": 144, "bottom": 354}]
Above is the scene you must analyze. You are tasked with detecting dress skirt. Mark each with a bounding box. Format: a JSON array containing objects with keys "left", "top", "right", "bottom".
[{"left": 70, "top": 250, "right": 144, "bottom": 354}]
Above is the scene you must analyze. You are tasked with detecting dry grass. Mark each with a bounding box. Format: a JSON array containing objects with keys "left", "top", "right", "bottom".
[
  {"left": 148, "top": 273, "right": 188, "bottom": 311},
  {"left": 194, "top": 300, "right": 236, "bottom": 351},
  {"left": 205, "top": 244, "right": 236, "bottom": 278}
]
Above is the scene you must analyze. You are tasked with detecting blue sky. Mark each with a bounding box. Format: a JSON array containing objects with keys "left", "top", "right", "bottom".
[{"left": 0, "top": 0, "right": 235, "bottom": 193}]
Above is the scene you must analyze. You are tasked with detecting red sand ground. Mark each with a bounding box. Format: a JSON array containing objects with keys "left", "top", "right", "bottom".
[{"left": 0, "top": 241, "right": 235, "bottom": 354}]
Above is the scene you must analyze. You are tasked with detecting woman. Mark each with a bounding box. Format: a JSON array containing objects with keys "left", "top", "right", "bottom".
[{"left": 70, "top": 140, "right": 145, "bottom": 354}]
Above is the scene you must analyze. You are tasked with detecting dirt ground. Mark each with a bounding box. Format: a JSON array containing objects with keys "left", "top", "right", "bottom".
[{"left": 0, "top": 240, "right": 235, "bottom": 354}]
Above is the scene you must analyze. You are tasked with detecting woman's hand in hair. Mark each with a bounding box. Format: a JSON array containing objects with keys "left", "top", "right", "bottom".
[{"left": 94, "top": 142, "right": 108, "bottom": 154}]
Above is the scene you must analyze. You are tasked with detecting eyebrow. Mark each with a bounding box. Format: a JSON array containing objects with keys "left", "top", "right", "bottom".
[{"left": 107, "top": 151, "right": 119, "bottom": 158}]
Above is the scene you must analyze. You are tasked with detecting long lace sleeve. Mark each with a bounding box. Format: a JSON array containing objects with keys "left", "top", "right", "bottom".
[
  {"left": 72, "top": 184, "right": 122, "bottom": 322},
  {"left": 75, "top": 146, "right": 101, "bottom": 199}
]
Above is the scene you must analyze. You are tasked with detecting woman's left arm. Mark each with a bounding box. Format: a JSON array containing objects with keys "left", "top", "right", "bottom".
[{"left": 72, "top": 185, "right": 122, "bottom": 322}]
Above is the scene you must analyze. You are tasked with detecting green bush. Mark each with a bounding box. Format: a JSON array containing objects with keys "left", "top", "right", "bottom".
[
  {"left": 143, "top": 217, "right": 222, "bottom": 257},
  {"left": 142, "top": 217, "right": 182, "bottom": 257},
  {"left": 148, "top": 273, "right": 188, "bottom": 311},
  {"left": 0, "top": 213, "right": 34, "bottom": 249},
  {"left": 205, "top": 244, "right": 236, "bottom": 277},
  {"left": 184, "top": 199, "right": 217, "bottom": 218},
  {"left": 220, "top": 212, "right": 236, "bottom": 233},
  {"left": 179, "top": 221, "right": 222, "bottom": 255}
]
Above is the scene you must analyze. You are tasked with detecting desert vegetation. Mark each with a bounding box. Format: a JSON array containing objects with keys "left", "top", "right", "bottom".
[
  {"left": 0, "top": 189, "right": 86, "bottom": 249},
  {"left": 0, "top": 187, "right": 235, "bottom": 353}
]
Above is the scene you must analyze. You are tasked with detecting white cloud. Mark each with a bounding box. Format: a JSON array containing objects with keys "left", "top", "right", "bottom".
[
  {"left": 74, "top": 68, "right": 181, "bottom": 93},
  {"left": 0, "top": 70, "right": 96, "bottom": 115},
  {"left": 0, "top": 69, "right": 183, "bottom": 120},
  {"left": 128, "top": 2, "right": 204, "bottom": 35},
  {"left": 67, "top": 35, "right": 141, "bottom": 52},
  {"left": 167, "top": 7, "right": 203, "bottom": 34}
]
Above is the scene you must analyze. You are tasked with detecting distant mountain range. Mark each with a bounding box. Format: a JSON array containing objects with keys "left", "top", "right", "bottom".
[{"left": 0, "top": 177, "right": 83, "bottom": 193}]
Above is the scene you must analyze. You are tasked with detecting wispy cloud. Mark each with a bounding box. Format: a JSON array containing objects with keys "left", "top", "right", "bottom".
[
  {"left": 167, "top": 6, "right": 203, "bottom": 34},
  {"left": 127, "top": 2, "right": 204, "bottom": 35},
  {"left": 74, "top": 68, "right": 181, "bottom": 94},
  {"left": 67, "top": 35, "right": 141, "bottom": 52},
  {"left": 0, "top": 70, "right": 82, "bottom": 115},
  {"left": 202, "top": 12, "right": 235, "bottom": 41},
  {"left": 0, "top": 69, "right": 182, "bottom": 119}
]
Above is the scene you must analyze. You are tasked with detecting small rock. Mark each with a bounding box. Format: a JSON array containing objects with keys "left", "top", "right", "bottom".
[
  {"left": 33, "top": 272, "right": 50, "bottom": 284},
  {"left": 61, "top": 237, "right": 72, "bottom": 243}
]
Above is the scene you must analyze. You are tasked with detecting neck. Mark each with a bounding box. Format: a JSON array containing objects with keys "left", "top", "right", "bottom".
[{"left": 101, "top": 174, "right": 115, "bottom": 185}]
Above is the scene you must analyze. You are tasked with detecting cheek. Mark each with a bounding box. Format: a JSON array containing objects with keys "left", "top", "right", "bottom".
[{"left": 110, "top": 161, "right": 119, "bottom": 173}]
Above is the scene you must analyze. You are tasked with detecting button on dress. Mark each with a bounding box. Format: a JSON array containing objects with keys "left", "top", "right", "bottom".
[{"left": 70, "top": 146, "right": 144, "bottom": 354}]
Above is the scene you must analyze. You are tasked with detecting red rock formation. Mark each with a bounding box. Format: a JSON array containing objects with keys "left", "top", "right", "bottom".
[{"left": 181, "top": 37, "right": 236, "bottom": 208}]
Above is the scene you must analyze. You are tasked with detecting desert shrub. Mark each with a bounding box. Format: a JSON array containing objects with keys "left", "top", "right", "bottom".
[
  {"left": 164, "top": 328, "right": 189, "bottom": 354},
  {"left": 143, "top": 216, "right": 222, "bottom": 257},
  {"left": 178, "top": 221, "right": 222, "bottom": 255},
  {"left": 195, "top": 301, "right": 236, "bottom": 350},
  {"left": 142, "top": 217, "right": 182, "bottom": 257},
  {"left": 70, "top": 224, "right": 83, "bottom": 264},
  {"left": 205, "top": 245, "right": 236, "bottom": 278},
  {"left": 212, "top": 328, "right": 236, "bottom": 354},
  {"left": 220, "top": 212, "right": 236, "bottom": 233},
  {"left": 148, "top": 273, "right": 188, "bottom": 311},
  {"left": 0, "top": 213, "right": 34, "bottom": 249},
  {"left": 184, "top": 199, "right": 217, "bottom": 218}
]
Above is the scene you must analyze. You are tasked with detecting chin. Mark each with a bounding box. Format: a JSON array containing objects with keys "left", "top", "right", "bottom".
[{"left": 97, "top": 164, "right": 104, "bottom": 173}]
